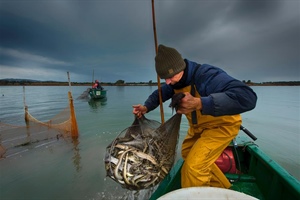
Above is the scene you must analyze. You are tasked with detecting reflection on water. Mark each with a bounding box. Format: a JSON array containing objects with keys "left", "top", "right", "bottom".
[
  {"left": 88, "top": 97, "right": 107, "bottom": 109},
  {"left": 72, "top": 138, "right": 82, "bottom": 172}
]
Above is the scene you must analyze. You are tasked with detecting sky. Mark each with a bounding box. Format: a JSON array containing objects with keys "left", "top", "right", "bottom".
[{"left": 0, "top": 0, "right": 299, "bottom": 83}]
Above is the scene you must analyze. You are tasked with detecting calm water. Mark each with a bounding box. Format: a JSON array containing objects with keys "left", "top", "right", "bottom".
[{"left": 0, "top": 86, "right": 299, "bottom": 200}]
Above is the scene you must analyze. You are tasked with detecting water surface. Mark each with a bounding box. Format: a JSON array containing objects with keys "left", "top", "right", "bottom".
[{"left": 0, "top": 86, "right": 299, "bottom": 199}]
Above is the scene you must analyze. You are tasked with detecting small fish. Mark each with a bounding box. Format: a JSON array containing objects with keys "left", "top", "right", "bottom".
[
  {"left": 104, "top": 114, "right": 179, "bottom": 190},
  {"left": 169, "top": 92, "right": 185, "bottom": 113}
]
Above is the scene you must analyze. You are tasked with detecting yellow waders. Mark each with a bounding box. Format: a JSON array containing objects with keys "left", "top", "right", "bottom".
[{"left": 174, "top": 86, "right": 242, "bottom": 189}]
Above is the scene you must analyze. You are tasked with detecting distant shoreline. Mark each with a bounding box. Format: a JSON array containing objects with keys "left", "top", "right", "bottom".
[
  {"left": 0, "top": 79, "right": 299, "bottom": 86},
  {"left": 0, "top": 82, "right": 299, "bottom": 86},
  {"left": 0, "top": 82, "right": 159, "bottom": 86}
]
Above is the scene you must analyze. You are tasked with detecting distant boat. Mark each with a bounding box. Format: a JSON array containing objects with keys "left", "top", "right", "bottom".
[{"left": 89, "top": 88, "right": 107, "bottom": 99}]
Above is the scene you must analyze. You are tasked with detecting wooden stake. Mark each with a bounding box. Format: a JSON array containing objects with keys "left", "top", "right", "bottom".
[{"left": 152, "top": 0, "right": 165, "bottom": 124}]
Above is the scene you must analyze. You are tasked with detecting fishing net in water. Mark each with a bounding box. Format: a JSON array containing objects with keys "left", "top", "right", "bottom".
[
  {"left": 104, "top": 113, "right": 182, "bottom": 190},
  {"left": 0, "top": 91, "right": 78, "bottom": 158},
  {"left": 77, "top": 88, "right": 92, "bottom": 100}
]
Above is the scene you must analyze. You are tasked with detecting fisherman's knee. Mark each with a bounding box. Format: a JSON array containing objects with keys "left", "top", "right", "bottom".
[{"left": 181, "top": 161, "right": 211, "bottom": 187}]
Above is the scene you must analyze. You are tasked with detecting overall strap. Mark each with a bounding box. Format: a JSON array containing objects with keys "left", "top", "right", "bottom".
[{"left": 190, "top": 65, "right": 201, "bottom": 124}]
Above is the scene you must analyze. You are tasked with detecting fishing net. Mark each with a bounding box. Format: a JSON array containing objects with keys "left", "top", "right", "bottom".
[
  {"left": 0, "top": 91, "right": 78, "bottom": 158},
  {"left": 77, "top": 88, "right": 92, "bottom": 100},
  {"left": 104, "top": 113, "right": 182, "bottom": 190}
]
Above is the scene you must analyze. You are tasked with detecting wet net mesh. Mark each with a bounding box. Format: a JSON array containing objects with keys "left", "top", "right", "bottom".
[
  {"left": 105, "top": 113, "right": 182, "bottom": 190},
  {"left": 0, "top": 91, "right": 78, "bottom": 158}
]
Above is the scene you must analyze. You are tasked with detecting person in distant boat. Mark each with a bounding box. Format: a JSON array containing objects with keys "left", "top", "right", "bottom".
[
  {"left": 92, "top": 80, "right": 104, "bottom": 90},
  {"left": 132, "top": 44, "right": 257, "bottom": 189}
]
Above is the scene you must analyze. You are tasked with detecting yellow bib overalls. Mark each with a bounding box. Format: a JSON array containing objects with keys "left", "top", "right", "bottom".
[{"left": 174, "top": 86, "right": 242, "bottom": 188}]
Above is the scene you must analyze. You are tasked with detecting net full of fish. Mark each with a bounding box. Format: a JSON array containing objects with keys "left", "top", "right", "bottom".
[{"left": 104, "top": 112, "right": 182, "bottom": 190}]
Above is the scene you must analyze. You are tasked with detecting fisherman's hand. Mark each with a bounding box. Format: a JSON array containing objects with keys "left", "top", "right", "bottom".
[
  {"left": 132, "top": 104, "right": 148, "bottom": 118},
  {"left": 177, "top": 92, "right": 202, "bottom": 114}
]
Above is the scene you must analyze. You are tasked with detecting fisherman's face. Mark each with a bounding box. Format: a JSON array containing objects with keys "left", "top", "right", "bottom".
[{"left": 165, "top": 71, "right": 184, "bottom": 85}]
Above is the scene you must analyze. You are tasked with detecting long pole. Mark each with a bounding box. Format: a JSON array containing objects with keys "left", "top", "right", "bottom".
[
  {"left": 67, "top": 71, "right": 72, "bottom": 92},
  {"left": 151, "top": 0, "right": 165, "bottom": 123},
  {"left": 67, "top": 71, "right": 79, "bottom": 138},
  {"left": 92, "top": 69, "right": 94, "bottom": 86}
]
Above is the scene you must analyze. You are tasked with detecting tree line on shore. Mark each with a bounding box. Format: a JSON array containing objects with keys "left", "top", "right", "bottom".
[{"left": 0, "top": 79, "right": 299, "bottom": 86}]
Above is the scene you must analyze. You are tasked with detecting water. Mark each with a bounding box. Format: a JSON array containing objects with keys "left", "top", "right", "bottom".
[
  {"left": 241, "top": 86, "right": 300, "bottom": 180},
  {"left": 0, "top": 86, "right": 299, "bottom": 199}
]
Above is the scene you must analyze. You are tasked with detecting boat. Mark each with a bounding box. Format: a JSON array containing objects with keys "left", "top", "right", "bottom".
[
  {"left": 149, "top": 133, "right": 300, "bottom": 200},
  {"left": 89, "top": 88, "right": 107, "bottom": 99}
]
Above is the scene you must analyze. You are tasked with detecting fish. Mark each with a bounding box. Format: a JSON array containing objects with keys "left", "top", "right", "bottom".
[
  {"left": 104, "top": 136, "right": 167, "bottom": 190},
  {"left": 169, "top": 92, "right": 185, "bottom": 113},
  {"left": 104, "top": 95, "right": 182, "bottom": 190}
]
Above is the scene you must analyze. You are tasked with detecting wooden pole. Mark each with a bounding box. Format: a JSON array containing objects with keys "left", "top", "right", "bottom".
[
  {"left": 151, "top": 0, "right": 165, "bottom": 123},
  {"left": 92, "top": 69, "right": 94, "bottom": 86},
  {"left": 23, "top": 86, "right": 29, "bottom": 124},
  {"left": 67, "top": 72, "right": 79, "bottom": 138},
  {"left": 67, "top": 71, "right": 72, "bottom": 92}
]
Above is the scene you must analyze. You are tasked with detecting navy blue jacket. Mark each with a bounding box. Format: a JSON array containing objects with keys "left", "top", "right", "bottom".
[{"left": 144, "top": 59, "right": 257, "bottom": 116}]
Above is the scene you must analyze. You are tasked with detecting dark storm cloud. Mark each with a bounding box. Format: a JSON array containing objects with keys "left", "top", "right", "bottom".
[
  {"left": 0, "top": 0, "right": 299, "bottom": 82},
  {"left": 153, "top": 0, "right": 299, "bottom": 82}
]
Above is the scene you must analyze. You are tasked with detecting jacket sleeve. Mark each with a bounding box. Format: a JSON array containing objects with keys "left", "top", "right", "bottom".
[
  {"left": 197, "top": 65, "right": 257, "bottom": 116},
  {"left": 144, "top": 84, "right": 174, "bottom": 112}
]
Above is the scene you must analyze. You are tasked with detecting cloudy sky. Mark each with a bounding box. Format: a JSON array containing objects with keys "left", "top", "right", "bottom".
[{"left": 0, "top": 0, "right": 299, "bottom": 83}]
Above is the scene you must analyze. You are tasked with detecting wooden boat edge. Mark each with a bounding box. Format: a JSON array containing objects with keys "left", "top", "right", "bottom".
[{"left": 149, "top": 136, "right": 300, "bottom": 200}]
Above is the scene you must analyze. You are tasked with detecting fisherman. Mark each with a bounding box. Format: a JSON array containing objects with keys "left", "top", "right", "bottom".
[
  {"left": 92, "top": 80, "right": 103, "bottom": 90},
  {"left": 132, "top": 44, "right": 257, "bottom": 189}
]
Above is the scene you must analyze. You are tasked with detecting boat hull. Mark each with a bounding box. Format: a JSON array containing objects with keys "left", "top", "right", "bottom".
[
  {"left": 89, "top": 89, "right": 107, "bottom": 99},
  {"left": 150, "top": 135, "right": 300, "bottom": 200}
]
